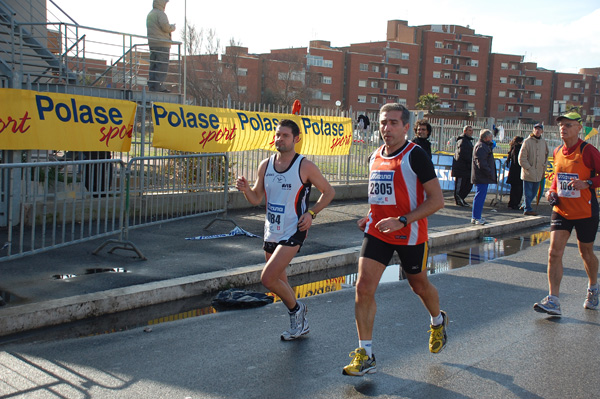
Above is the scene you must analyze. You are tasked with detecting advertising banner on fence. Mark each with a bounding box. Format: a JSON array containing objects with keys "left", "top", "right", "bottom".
[
  {"left": 151, "top": 102, "right": 352, "bottom": 155},
  {"left": 0, "top": 88, "right": 137, "bottom": 151}
]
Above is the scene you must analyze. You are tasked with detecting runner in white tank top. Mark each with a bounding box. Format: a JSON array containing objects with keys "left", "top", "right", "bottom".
[{"left": 235, "top": 119, "right": 335, "bottom": 340}]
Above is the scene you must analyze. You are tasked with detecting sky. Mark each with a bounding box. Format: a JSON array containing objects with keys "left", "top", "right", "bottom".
[{"left": 50, "top": 0, "right": 600, "bottom": 74}]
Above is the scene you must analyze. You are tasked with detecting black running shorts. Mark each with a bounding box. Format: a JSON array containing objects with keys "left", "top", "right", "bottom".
[
  {"left": 550, "top": 212, "right": 599, "bottom": 243},
  {"left": 360, "top": 233, "right": 428, "bottom": 274},
  {"left": 263, "top": 229, "right": 307, "bottom": 254}
]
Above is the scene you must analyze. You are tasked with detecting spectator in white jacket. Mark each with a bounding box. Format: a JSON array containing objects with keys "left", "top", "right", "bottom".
[
  {"left": 518, "top": 123, "right": 549, "bottom": 216},
  {"left": 147, "top": 0, "right": 176, "bottom": 92}
]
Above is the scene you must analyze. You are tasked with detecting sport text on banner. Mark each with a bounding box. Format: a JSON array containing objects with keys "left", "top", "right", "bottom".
[
  {"left": 0, "top": 88, "right": 137, "bottom": 151},
  {"left": 151, "top": 103, "right": 352, "bottom": 155}
]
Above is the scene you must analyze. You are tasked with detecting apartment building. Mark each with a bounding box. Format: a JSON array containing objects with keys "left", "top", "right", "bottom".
[
  {"left": 487, "top": 54, "right": 554, "bottom": 124},
  {"left": 175, "top": 19, "right": 599, "bottom": 125},
  {"left": 418, "top": 24, "right": 491, "bottom": 118},
  {"left": 344, "top": 40, "right": 420, "bottom": 113}
]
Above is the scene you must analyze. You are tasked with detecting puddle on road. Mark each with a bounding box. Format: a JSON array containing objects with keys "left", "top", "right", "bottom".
[{"left": 1, "top": 229, "right": 550, "bottom": 344}]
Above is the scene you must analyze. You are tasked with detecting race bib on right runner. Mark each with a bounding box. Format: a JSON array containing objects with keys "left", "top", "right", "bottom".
[{"left": 557, "top": 172, "right": 581, "bottom": 199}]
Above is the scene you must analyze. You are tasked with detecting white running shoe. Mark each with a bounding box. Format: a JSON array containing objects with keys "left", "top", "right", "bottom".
[{"left": 281, "top": 301, "right": 310, "bottom": 340}]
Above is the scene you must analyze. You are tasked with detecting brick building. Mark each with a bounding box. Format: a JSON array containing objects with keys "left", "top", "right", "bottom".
[{"left": 181, "top": 19, "right": 600, "bottom": 125}]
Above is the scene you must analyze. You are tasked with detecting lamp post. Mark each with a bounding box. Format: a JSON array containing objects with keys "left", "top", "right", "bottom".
[{"left": 183, "top": 0, "right": 187, "bottom": 102}]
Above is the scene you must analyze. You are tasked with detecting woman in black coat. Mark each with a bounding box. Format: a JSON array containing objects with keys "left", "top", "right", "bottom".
[{"left": 506, "top": 136, "right": 524, "bottom": 210}]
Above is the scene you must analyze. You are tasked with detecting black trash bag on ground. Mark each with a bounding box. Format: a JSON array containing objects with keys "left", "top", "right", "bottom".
[{"left": 211, "top": 289, "right": 274, "bottom": 311}]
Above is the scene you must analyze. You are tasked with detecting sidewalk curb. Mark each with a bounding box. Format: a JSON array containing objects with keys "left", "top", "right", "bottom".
[{"left": 0, "top": 216, "right": 549, "bottom": 337}]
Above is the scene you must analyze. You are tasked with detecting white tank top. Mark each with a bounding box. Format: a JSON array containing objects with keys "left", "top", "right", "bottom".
[{"left": 263, "top": 153, "right": 311, "bottom": 242}]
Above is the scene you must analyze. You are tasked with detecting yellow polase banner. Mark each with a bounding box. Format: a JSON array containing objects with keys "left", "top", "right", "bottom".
[
  {"left": 151, "top": 103, "right": 352, "bottom": 155},
  {"left": 0, "top": 88, "right": 137, "bottom": 151}
]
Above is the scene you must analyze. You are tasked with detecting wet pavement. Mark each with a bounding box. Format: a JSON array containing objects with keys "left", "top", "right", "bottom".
[
  {"left": 0, "top": 187, "right": 553, "bottom": 337},
  {"left": 1, "top": 212, "right": 599, "bottom": 398}
]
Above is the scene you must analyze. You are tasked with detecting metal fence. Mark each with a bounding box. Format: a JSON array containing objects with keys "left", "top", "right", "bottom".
[
  {"left": 0, "top": 153, "right": 230, "bottom": 261},
  {"left": 3, "top": 93, "right": 597, "bottom": 262}
]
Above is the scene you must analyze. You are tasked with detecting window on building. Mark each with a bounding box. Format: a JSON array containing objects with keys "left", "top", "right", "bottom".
[
  {"left": 533, "top": 92, "right": 541, "bottom": 99},
  {"left": 398, "top": 98, "right": 407, "bottom": 105},
  {"left": 563, "top": 95, "right": 570, "bottom": 101},
  {"left": 359, "top": 63, "right": 368, "bottom": 71},
  {"left": 444, "top": 72, "right": 451, "bottom": 79},
  {"left": 499, "top": 91, "right": 506, "bottom": 97},
  {"left": 507, "top": 105, "right": 514, "bottom": 112},
  {"left": 565, "top": 81, "right": 572, "bottom": 88},
  {"left": 471, "top": 45, "right": 479, "bottom": 52},
  {"left": 322, "top": 76, "right": 332, "bottom": 84},
  {"left": 535, "top": 79, "right": 543, "bottom": 86},
  {"left": 237, "top": 68, "right": 248, "bottom": 76},
  {"left": 371, "top": 81, "right": 378, "bottom": 88},
  {"left": 574, "top": 82, "right": 580, "bottom": 89},
  {"left": 433, "top": 71, "right": 441, "bottom": 78},
  {"left": 500, "top": 77, "right": 508, "bottom": 84},
  {"left": 572, "top": 95, "right": 579, "bottom": 101},
  {"left": 533, "top": 106, "right": 540, "bottom": 113},
  {"left": 468, "top": 88, "right": 476, "bottom": 95},
  {"left": 387, "top": 49, "right": 401, "bottom": 59},
  {"left": 371, "top": 96, "right": 378, "bottom": 104},
  {"left": 501, "top": 63, "right": 508, "bottom": 69},
  {"left": 396, "top": 82, "right": 408, "bottom": 90},
  {"left": 471, "top": 59, "right": 479, "bottom": 67},
  {"left": 470, "top": 74, "right": 477, "bottom": 81},
  {"left": 278, "top": 71, "right": 304, "bottom": 81},
  {"left": 435, "top": 41, "right": 443, "bottom": 48},
  {"left": 358, "top": 80, "right": 367, "bottom": 87},
  {"left": 399, "top": 67, "right": 408, "bottom": 75},
  {"left": 372, "top": 65, "right": 379, "bottom": 72},
  {"left": 586, "top": 83, "right": 590, "bottom": 89},
  {"left": 498, "top": 104, "right": 505, "bottom": 112},
  {"left": 584, "top": 96, "right": 588, "bottom": 102},
  {"left": 312, "top": 90, "right": 322, "bottom": 100},
  {"left": 323, "top": 60, "right": 333, "bottom": 68},
  {"left": 432, "top": 86, "right": 440, "bottom": 93},
  {"left": 434, "top": 56, "right": 442, "bottom": 63},
  {"left": 443, "top": 87, "right": 450, "bottom": 94},
  {"left": 444, "top": 58, "right": 452, "bottom": 64},
  {"left": 508, "top": 92, "right": 515, "bottom": 98},
  {"left": 511, "top": 64, "right": 518, "bottom": 70},
  {"left": 467, "top": 102, "right": 475, "bottom": 109},
  {"left": 307, "top": 55, "right": 323, "bottom": 67},
  {"left": 238, "top": 86, "right": 247, "bottom": 94},
  {"left": 401, "top": 53, "right": 410, "bottom": 60},
  {"left": 358, "top": 95, "right": 367, "bottom": 103},
  {"left": 509, "top": 78, "right": 516, "bottom": 84},
  {"left": 322, "top": 93, "right": 331, "bottom": 101}
]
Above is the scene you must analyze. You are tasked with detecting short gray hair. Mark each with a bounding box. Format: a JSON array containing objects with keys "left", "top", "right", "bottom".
[
  {"left": 479, "top": 129, "right": 493, "bottom": 140},
  {"left": 379, "top": 103, "right": 410, "bottom": 125}
]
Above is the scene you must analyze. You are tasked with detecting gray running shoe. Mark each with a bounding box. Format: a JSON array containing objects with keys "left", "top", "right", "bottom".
[
  {"left": 471, "top": 218, "right": 486, "bottom": 225},
  {"left": 584, "top": 287, "right": 599, "bottom": 310},
  {"left": 281, "top": 301, "right": 309, "bottom": 340},
  {"left": 534, "top": 295, "right": 562, "bottom": 315}
]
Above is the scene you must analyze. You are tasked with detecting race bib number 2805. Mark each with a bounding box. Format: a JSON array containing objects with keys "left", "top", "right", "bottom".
[{"left": 369, "top": 170, "right": 396, "bottom": 205}]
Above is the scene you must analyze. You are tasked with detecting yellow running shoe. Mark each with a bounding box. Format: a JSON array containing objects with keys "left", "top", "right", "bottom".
[
  {"left": 342, "top": 348, "right": 376, "bottom": 376},
  {"left": 429, "top": 310, "right": 448, "bottom": 353}
]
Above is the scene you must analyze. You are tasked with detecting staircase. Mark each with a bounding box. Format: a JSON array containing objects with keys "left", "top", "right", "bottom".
[{"left": 0, "top": 0, "right": 77, "bottom": 87}]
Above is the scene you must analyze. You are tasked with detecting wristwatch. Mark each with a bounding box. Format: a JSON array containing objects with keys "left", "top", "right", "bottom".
[
  {"left": 586, "top": 179, "right": 593, "bottom": 187},
  {"left": 308, "top": 210, "right": 316, "bottom": 219},
  {"left": 398, "top": 216, "right": 408, "bottom": 228}
]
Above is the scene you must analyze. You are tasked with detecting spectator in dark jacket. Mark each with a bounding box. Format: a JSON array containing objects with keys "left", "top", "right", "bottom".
[
  {"left": 506, "top": 136, "right": 524, "bottom": 210},
  {"left": 451, "top": 125, "right": 474, "bottom": 206},
  {"left": 412, "top": 120, "right": 432, "bottom": 159},
  {"left": 470, "top": 129, "right": 497, "bottom": 225}
]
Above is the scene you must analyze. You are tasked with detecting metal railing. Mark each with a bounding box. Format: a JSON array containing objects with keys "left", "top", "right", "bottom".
[{"left": 0, "top": 153, "right": 230, "bottom": 261}]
